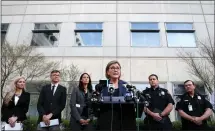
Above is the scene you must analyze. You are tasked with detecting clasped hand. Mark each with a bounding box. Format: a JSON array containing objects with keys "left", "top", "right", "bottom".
[
  {"left": 79, "top": 119, "right": 90, "bottom": 125},
  {"left": 191, "top": 116, "right": 203, "bottom": 125},
  {"left": 42, "top": 113, "right": 53, "bottom": 125}
]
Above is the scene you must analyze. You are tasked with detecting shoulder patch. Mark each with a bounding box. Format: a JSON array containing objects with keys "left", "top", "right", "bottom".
[{"left": 176, "top": 97, "right": 181, "bottom": 102}]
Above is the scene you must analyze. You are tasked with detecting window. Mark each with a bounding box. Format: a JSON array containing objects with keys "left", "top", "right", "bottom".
[
  {"left": 75, "top": 23, "right": 103, "bottom": 46},
  {"left": 1, "top": 23, "right": 9, "bottom": 44},
  {"left": 131, "top": 83, "right": 166, "bottom": 92},
  {"left": 166, "top": 23, "right": 196, "bottom": 47},
  {"left": 31, "top": 23, "right": 60, "bottom": 46},
  {"left": 131, "top": 23, "right": 160, "bottom": 46}
]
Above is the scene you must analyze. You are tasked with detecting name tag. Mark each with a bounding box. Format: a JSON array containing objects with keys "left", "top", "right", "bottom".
[
  {"left": 188, "top": 105, "right": 193, "bottom": 111},
  {"left": 198, "top": 96, "right": 201, "bottom": 100},
  {"left": 76, "top": 104, "right": 80, "bottom": 108}
]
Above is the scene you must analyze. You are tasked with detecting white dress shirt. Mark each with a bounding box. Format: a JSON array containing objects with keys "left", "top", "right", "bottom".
[
  {"left": 51, "top": 83, "right": 58, "bottom": 95},
  {"left": 14, "top": 95, "right": 19, "bottom": 106}
]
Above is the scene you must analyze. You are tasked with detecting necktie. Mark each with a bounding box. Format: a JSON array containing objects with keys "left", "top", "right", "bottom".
[{"left": 51, "top": 85, "right": 55, "bottom": 95}]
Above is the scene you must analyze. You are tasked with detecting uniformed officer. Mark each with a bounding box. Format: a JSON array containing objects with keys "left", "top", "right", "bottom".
[
  {"left": 175, "top": 80, "right": 213, "bottom": 130},
  {"left": 142, "top": 74, "right": 175, "bottom": 130}
]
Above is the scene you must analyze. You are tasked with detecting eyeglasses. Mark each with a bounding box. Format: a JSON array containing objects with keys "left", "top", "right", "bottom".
[{"left": 109, "top": 67, "right": 120, "bottom": 71}]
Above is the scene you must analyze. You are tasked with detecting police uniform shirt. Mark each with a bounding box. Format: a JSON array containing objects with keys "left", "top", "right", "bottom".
[
  {"left": 175, "top": 92, "right": 213, "bottom": 129},
  {"left": 143, "top": 86, "right": 175, "bottom": 118}
]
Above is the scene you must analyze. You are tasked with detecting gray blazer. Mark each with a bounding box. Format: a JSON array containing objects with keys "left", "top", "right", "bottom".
[{"left": 70, "top": 87, "right": 94, "bottom": 122}]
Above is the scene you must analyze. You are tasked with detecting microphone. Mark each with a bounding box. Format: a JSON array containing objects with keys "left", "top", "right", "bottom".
[{"left": 108, "top": 83, "right": 115, "bottom": 94}]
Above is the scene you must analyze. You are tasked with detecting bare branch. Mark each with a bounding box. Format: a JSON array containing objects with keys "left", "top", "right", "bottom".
[{"left": 177, "top": 38, "right": 215, "bottom": 94}]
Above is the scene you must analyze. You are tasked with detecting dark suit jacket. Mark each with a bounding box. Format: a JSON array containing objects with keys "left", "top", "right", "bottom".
[
  {"left": 37, "top": 84, "right": 67, "bottom": 123},
  {"left": 101, "top": 80, "right": 127, "bottom": 96},
  {"left": 1, "top": 91, "right": 30, "bottom": 123},
  {"left": 70, "top": 87, "right": 94, "bottom": 122}
]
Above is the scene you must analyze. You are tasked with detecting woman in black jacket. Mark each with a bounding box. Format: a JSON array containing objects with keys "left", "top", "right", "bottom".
[
  {"left": 70, "top": 73, "right": 94, "bottom": 131},
  {"left": 1, "top": 76, "right": 30, "bottom": 129}
]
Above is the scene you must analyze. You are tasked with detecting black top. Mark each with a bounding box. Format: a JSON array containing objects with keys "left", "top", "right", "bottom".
[
  {"left": 1, "top": 91, "right": 30, "bottom": 123},
  {"left": 142, "top": 86, "right": 175, "bottom": 120},
  {"left": 113, "top": 88, "right": 120, "bottom": 96},
  {"left": 81, "top": 92, "right": 89, "bottom": 118},
  {"left": 175, "top": 92, "right": 213, "bottom": 129},
  {"left": 37, "top": 84, "right": 67, "bottom": 123}
]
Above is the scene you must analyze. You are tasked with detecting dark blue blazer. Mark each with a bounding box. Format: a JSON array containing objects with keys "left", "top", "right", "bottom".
[{"left": 101, "top": 80, "right": 127, "bottom": 96}]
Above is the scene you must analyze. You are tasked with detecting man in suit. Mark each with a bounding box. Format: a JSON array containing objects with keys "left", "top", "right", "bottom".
[{"left": 37, "top": 70, "right": 67, "bottom": 131}]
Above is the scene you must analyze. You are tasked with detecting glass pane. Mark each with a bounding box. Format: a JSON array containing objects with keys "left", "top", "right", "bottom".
[
  {"left": 166, "top": 23, "right": 193, "bottom": 30},
  {"left": 76, "top": 23, "right": 102, "bottom": 30},
  {"left": 31, "top": 32, "right": 59, "bottom": 46},
  {"left": 1, "top": 33, "right": 6, "bottom": 44},
  {"left": 167, "top": 33, "right": 196, "bottom": 47},
  {"left": 75, "top": 32, "right": 102, "bottom": 46},
  {"left": 34, "top": 23, "right": 60, "bottom": 30},
  {"left": 173, "top": 84, "right": 206, "bottom": 95},
  {"left": 131, "top": 23, "right": 158, "bottom": 30},
  {"left": 1, "top": 23, "right": 9, "bottom": 31},
  {"left": 132, "top": 32, "right": 160, "bottom": 46},
  {"left": 131, "top": 83, "right": 165, "bottom": 91},
  {"left": 173, "top": 84, "right": 186, "bottom": 95}
]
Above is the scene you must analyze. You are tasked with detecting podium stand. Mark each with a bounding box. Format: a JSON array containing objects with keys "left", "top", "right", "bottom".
[{"left": 95, "top": 96, "right": 143, "bottom": 131}]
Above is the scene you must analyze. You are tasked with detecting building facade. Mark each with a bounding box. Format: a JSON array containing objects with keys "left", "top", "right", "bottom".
[{"left": 1, "top": 1, "right": 214, "bottom": 121}]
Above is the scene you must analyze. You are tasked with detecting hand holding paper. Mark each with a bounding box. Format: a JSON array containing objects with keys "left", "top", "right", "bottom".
[{"left": 40, "top": 119, "right": 59, "bottom": 127}]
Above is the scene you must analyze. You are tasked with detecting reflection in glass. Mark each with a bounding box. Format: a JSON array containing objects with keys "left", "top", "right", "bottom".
[
  {"left": 167, "top": 33, "right": 196, "bottom": 47},
  {"left": 34, "top": 23, "right": 60, "bottom": 30},
  {"left": 1, "top": 23, "right": 9, "bottom": 44},
  {"left": 131, "top": 23, "right": 158, "bottom": 30},
  {"left": 132, "top": 32, "right": 160, "bottom": 46},
  {"left": 76, "top": 23, "right": 102, "bottom": 30},
  {"left": 75, "top": 32, "right": 102, "bottom": 46},
  {"left": 1, "top": 33, "right": 6, "bottom": 44},
  {"left": 31, "top": 33, "right": 59, "bottom": 46},
  {"left": 166, "top": 23, "right": 193, "bottom": 30}
]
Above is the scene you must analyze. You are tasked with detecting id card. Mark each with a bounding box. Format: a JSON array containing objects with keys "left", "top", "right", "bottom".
[
  {"left": 188, "top": 104, "right": 193, "bottom": 111},
  {"left": 76, "top": 104, "right": 80, "bottom": 108}
]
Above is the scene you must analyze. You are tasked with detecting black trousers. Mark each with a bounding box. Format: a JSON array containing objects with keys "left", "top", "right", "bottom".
[
  {"left": 70, "top": 117, "right": 94, "bottom": 131},
  {"left": 182, "top": 124, "right": 213, "bottom": 131},
  {"left": 144, "top": 117, "right": 173, "bottom": 131}
]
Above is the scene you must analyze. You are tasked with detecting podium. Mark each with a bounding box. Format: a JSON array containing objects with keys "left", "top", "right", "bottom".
[{"left": 95, "top": 96, "right": 143, "bottom": 131}]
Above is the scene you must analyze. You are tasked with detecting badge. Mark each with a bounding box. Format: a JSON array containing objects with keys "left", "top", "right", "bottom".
[
  {"left": 188, "top": 104, "right": 193, "bottom": 111},
  {"left": 176, "top": 97, "right": 181, "bottom": 102},
  {"left": 197, "top": 96, "right": 201, "bottom": 100},
  {"left": 161, "top": 91, "right": 165, "bottom": 95},
  {"left": 76, "top": 104, "right": 80, "bottom": 108}
]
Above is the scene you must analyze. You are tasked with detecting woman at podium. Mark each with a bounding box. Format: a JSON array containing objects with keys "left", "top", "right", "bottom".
[
  {"left": 97, "top": 60, "right": 127, "bottom": 96},
  {"left": 95, "top": 60, "right": 136, "bottom": 131}
]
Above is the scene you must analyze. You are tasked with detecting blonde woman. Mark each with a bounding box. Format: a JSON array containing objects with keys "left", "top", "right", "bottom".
[{"left": 1, "top": 77, "right": 30, "bottom": 130}]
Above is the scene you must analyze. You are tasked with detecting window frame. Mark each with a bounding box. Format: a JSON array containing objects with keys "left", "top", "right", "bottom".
[
  {"left": 165, "top": 22, "right": 197, "bottom": 48},
  {"left": 74, "top": 22, "right": 103, "bottom": 47},
  {"left": 31, "top": 23, "right": 61, "bottom": 47},
  {"left": 130, "top": 22, "right": 160, "bottom": 47}
]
